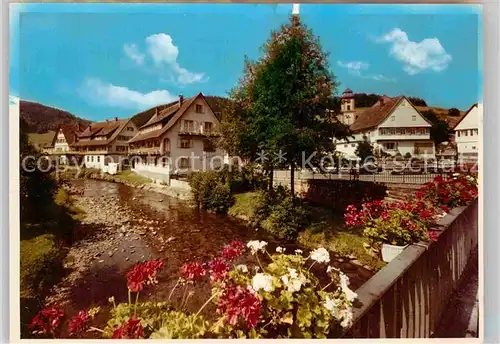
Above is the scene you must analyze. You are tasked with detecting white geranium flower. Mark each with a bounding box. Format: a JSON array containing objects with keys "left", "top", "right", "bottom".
[
  {"left": 323, "top": 296, "right": 341, "bottom": 318},
  {"left": 252, "top": 273, "right": 274, "bottom": 292},
  {"left": 294, "top": 249, "right": 303, "bottom": 255},
  {"left": 327, "top": 266, "right": 339, "bottom": 274},
  {"left": 247, "top": 240, "right": 268, "bottom": 254},
  {"left": 276, "top": 246, "right": 285, "bottom": 253},
  {"left": 236, "top": 264, "right": 248, "bottom": 273},
  {"left": 340, "top": 273, "right": 357, "bottom": 302},
  {"left": 310, "top": 247, "right": 330, "bottom": 263},
  {"left": 287, "top": 268, "right": 298, "bottom": 279},
  {"left": 340, "top": 307, "right": 354, "bottom": 328},
  {"left": 281, "top": 269, "right": 306, "bottom": 293}
]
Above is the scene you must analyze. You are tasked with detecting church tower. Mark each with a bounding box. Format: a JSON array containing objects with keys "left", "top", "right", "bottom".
[{"left": 339, "top": 88, "right": 356, "bottom": 126}]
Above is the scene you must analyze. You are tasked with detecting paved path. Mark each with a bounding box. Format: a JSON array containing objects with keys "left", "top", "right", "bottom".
[{"left": 433, "top": 246, "right": 479, "bottom": 338}]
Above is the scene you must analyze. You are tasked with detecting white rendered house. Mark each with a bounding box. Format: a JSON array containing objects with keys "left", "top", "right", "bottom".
[
  {"left": 334, "top": 89, "right": 435, "bottom": 161},
  {"left": 72, "top": 118, "right": 138, "bottom": 170},
  {"left": 453, "top": 103, "right": 481, "bottom": 163},
  {"left": 128, "top": 93, "right": 225, "bottom": 181}
]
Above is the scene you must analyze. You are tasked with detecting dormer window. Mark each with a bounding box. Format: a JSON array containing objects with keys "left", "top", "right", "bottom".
[{"left": 196, "top": 104, "right": 204, "bottom": 113}]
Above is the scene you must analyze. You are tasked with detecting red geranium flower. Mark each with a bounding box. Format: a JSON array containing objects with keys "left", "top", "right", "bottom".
[
  {"left": 181, "top": 262, "right": 206, "bottom": 282},
  {"left": 209, "top": 257, "right": 229, "bottom": 283},
  {"left": 428, "top": 230, "right": 439, "bottom": 242},
  {"left": 112, "top": 316, "right": 144, "bottom": 339},
  {"left": 126, "top": 259, "right": 164, "bottom": 292},
  {"left": 217, "top": 283, "right": 261, "bottom": 329},
  {"left": 29, "top": 307, "right": 65, "bottom": 336},
  {"left": 68, "top": 310, "right": 90, "bottom": 336}
]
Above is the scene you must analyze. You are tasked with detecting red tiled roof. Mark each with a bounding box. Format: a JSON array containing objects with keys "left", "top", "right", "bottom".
[
  {"left": 350, "top": 95, "right": 403, "bottom": 132},
  {"left": 72, "top": 119, "right": 130, "bottom": 147},
  {"left": 129, "top": 93, "right": 204, "bottom": 144}
]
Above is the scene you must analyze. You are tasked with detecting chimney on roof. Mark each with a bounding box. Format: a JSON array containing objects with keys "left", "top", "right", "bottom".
[
  {"left": 178, "top": 95, "right": 184, "bottom": 106},
  {"left": 155, "top": 108, "right": 159, "bottom": 117},
  {"left": 380, "top": 97, "right": 385, "bottom": 106},
  {"left": 115, "top": 117, "right": 118, "bottom": 121}
]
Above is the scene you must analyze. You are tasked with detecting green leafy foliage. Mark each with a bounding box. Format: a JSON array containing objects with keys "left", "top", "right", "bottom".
[
  {"left": 262, "top": 197, "right": 310, "bottom": 240},
  {"left": 363, "top": 208, "right": 430, "bottom": 246}
]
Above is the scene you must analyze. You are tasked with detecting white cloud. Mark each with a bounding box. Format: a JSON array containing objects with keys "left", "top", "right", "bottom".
[
  {"left": 337, "top": 60, "right": 395, "bottom": 82},
  {"left": 124, "top": 33, "right": 207, "bottom": 85},
  {"left": 377, "top": 28, "right": 452, "bottom": 75},
  {"left": 337, "top": 60, "right": 369, "bottom": 76},
  {"left": 123, "top": 44, "right": 145, "bottom": 65},
  {"left": 80, "top": 78, "right": 177, "bottom": 110}
]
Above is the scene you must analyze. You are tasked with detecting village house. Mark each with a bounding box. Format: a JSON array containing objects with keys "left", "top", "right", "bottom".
[
  {"left": 128, "top": 93, "right": 224, "bottom": 181},
  {"left": 71, "top": 117, "right": 138, "bottom": 170},
  {"left": 334, "top": 88, "right": 435, "bottom": 162},
  {"left": 453, "top": 103, "right": 481, "bottom": 164},
  {"left": 50, "top": 123, "right": 85, "bottom": 164}
]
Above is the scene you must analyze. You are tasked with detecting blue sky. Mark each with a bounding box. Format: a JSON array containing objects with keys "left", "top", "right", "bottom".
[{"left": 10, "top": 3, "right": 482, "bottom": 121}]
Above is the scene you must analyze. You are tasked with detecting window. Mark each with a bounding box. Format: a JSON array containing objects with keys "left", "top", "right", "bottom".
[
  {"left": 470, "top": 129, "right": 474, "bottom": 136},
  {"left": 179, "top": 157, "right": 190, "bottom": 168},
  {"left": 474, "top": 129, "right": 479, "bottom": 135},
  {"left": 472, "top": 146, "right": 477, "bottom": 150},
  {"left": 384, "top": 142, "right": 396, "bottom": 150},
  {"left": 195, "top": 104, "right": 204, "bottom": 113},
  {"left": 180, "top": 138, "right": 191, "bottom": 149},
  {"left": 391, "top": 116, "right": 395, "bottom": 121},
  {"left": 182, "top": 120, "right": 194, "bottom": 132},
  {"left": 116, "top": 145, "right": 126, "bottom": 152},
  {"left": 344, "top": 144, "right": 348, "bottom": 148},
  {"left": 457, "top": 131, "right": 461, "bottom": 137},
  {"left": 346, "top": 105, "right": 351, "bottom": 111},
  {"left": 97, "top": 156, "right": 100, "bottom": 162},
  {"left": 203, "top": 139, "right": 216, "bottom": 152},
  {"left": 351, "top": 144, "right": 356, "bottom": 147},
  {"left": 204, "top": 122, "right": 213, "bottom": 134},
  {"left": 412, "top": 115, "right": 417, "bottom": 121},
  {"left": 464, "top": 130, "right": 468, "bottom": 136}
]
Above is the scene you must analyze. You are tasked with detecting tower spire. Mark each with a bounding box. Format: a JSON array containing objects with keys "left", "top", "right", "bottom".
[{"left": 292, "top": 4, "right": 300, "bottom": 15}]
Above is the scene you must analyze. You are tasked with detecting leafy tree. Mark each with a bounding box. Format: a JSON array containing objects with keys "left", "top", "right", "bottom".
[
  {"left": 219, "top": 14, "right": 351, "bottom": 196},
  {"left": 355, "top": 136, "right": 374, "bottom": 163},
  {"left": 448, "top": 107, "right": 461, "bottom": 117},
  {"left": 422, "top": 109, "right": 451, "bottom": 145}
]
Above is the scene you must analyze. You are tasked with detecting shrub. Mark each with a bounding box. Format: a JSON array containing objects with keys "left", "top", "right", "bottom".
[
  {"left": 207, "top": 184, "right": 235, "bottom": 214},
  {"left": 404, "top": 152, "right": 412, "bottom": 159},
  {"left": 189, "top": 172, "right": 234, "bottom": 214},
  {"left": 261, "top": 197, "right": 309, "bottom": 240}
]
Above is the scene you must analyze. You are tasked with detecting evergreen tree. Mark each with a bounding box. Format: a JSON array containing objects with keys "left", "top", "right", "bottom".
[{"left": 219, "top": 14, "right": 350, "bottom": 195}]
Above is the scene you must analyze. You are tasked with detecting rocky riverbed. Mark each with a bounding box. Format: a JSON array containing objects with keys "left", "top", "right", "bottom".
[{"left": 41, "top": 179, "right": 374, "bottom": 336}]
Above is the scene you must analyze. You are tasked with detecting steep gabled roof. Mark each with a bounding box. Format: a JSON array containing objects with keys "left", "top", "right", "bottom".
[
  {"left": 59, "top": 123, "right": 84, "bottom": 145},
  {"left": 350, "top": 96, "right": 403, "bottom": 132},
  {"left": 129, "top": 93, "right": 210, "bottom": 144},
  {"left": 349, "top": 95, "right": 432, "bottom": 132},
  {"left": 452, "top": 103, "right": 479, "bottom": 130},
  {"left": 72, "top": 118, "right": 131, "bottom": 147}
]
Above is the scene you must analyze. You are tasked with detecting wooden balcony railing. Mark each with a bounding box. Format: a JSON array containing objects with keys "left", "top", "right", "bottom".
[
  {"left": 129, "top": 146, "right": 169, "bottom": 155},
  {"left": 343, "top": 199, "right": 478, "bottom": 338}
]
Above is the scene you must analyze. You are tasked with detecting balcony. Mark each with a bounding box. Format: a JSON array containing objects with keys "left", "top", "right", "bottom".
[{"left": 129, "top": 146, "right": 170, "bottom": 155}]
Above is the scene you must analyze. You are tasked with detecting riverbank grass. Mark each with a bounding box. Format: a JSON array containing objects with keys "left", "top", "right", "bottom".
[
  {"left": 20, "top": 233, "right": 61, "bottom": 299},
  {"left": 228, "top": 191, "right": 385, "bottom": 271},
  {"left": 114, "top": 170, "right": 152, "bottom": 186}
]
